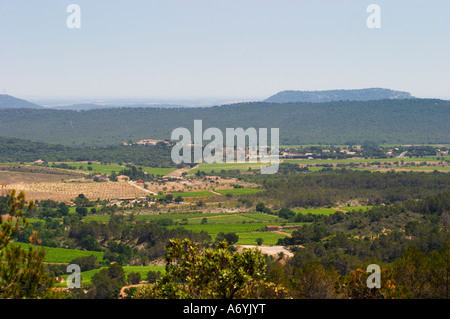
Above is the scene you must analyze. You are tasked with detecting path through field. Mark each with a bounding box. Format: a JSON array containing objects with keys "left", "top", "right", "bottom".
[
  {"left": 163, "top": 164, "right": 199, "bottom": 178},
  {"left": 272, "top": 230, "right": 292, "bottom": 237},
  {"left": 128, "top": 181, "right": 157, "bottom": 195}
]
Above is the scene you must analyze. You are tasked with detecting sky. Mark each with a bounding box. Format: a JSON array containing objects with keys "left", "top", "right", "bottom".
[{"left": 0, "top": 0, "right": 449, "bottom": 103}]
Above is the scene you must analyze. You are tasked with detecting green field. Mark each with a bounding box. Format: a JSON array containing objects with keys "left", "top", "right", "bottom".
[
  {"left": 240, "top": 212, "right": 280, "bottom": 222},
  {"left": 169, "top": 222, "right": 267, "bottom": 234},
  {"left": 84, "top": 211, "right": 228, "bottom": 223},
  {"left": 397, "top": 166, "right": 450, "bottom": 171},
  {"left": 183, "top": 212, "right": 280, "bottom": 225},
  {"left": 57, "top": 265, "right": 166, "bottom": 287},
  {"left": 12, "top": 242, "right": 104, "bottom": 263},
  {"left": 294, "top": 206, "right": 374, "bottom": 214},
  {"left": 339, "top": 206, "right": 373, "bottom": 212},
  {"left": 188, "top": 162, "right": 268, "bottom": 174},
  {"left": 280, "top": 145, "right": 348, "bottom": 148},
  {"left": 167, "top": 190, "right": 218, "bottom": 197},
  {"left": 294, "top": 208, "right": 340, "bottom": 216},
  {"left": 83, "top": 210, "right": 301, "bottom": 248},
  {"left": 141, "top": 167, "right": 177, "bottom": 176},
  {"left": 150, "top": 190, "right": 218, "bottom": 199},
  {"left": 235, "top": 232, "right": 289, "bottom": 245},
  {"left": 283, "top": 156, "right": 447, "bottom": 165},
  {"left": 83, "top": 211, "right": 280, "bottom": 225},
  {"left": 168, "top": 220, "right": 306, "bottom": 235},
  {"left": 214, "top": 188, "right": 263, "bottom": 196}
]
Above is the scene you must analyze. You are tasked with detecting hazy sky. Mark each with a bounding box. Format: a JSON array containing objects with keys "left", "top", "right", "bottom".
[{"left": 1, "top": 0, "right": 449, "bottom": 101}]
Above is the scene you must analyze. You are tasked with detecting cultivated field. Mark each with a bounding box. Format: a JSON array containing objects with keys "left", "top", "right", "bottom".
[
  {"left": 6, "top": 180, "right": 149, "bottom": 202},
  {"left": 188, "top": 162, "right": 269, "bottom": 174},
  {"left": 12, "top": 242, "right": 104, "bottom": 263},
  {"left": 57, "top": 266, "right": 166, "bottom": 287}
]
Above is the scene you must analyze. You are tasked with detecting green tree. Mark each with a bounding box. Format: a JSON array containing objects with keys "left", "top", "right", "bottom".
[
  {"left": 0, "top": 190, "right": 60, "bottom": 298},
  {"left": 109, "top": 171, "right": 118, "bottom": 182},
  {"left": 174, "top": 196, "right": 183, "bottom": 203},
  {"left": 278, "top": 207, "right": 295, "bottom": 220},
  {"left": 291, "top": 260, "right": 338, "bottom": 299},
  {"left": 128, "top": 272, "right": 141, "bottom": 285},
  {"left": 391, "top": 245, "right": 431, "bottom": 298},
  {"left": 80, "top": 235, "right": 102, "bottom": 251},
  {"left": 88, "top": 263, "right": 126, "bottom": 299},
  {"left": 74, "top": 194, "right": 91, "bottom": 207},
  {"left": 76, "top": 206, "right": 88, "bottom": 217},
  {"left": 215, "top": 232, "right": 239, "bottom": 245},
  {"left": 70, "top": 254, "right": 100, "bottom": 272},
  {"left": 428, "top": 239, "right": 450, "bottom": 298},
  {"left": 255, "top": 202, "right": 266, "bottom": 212},
  {"left": 134, "top": 239, "right": 286, "bottom": 299},
  {"left": 146, "top": 270, "right": 162, "bottom": 283},
  {"left": 57, "top": 202, "right": 69, "bottom": 216},
  {"left": 338, "top": 262, "right": 401, "bottom": 299},
  {"left": 312, "top": 221, "right": 328, "bottom": 242}
]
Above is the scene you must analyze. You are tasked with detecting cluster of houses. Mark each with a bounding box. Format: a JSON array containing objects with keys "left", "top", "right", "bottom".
[
  {"left": 93, "top": 174, "right": 130, "bottom": 182},
  {"left": 122, "top": 139, "right": 170, "bottom": 146},
  {"left": 282, "top": 146, "right": 365, "bottom": 160}
]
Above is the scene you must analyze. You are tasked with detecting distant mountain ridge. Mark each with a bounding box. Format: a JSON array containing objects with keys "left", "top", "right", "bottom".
[
  {"left": 265, "top": 88, "right": 415, "bottom": 103},
  {"left": 0, "top": 94, "right": 43, "bottom": 109},
  {"left": 0, "top": 98, "right": 447, "bottom": 146},
  {"left": 50, "top": 103, "right": 187, "bottom": 111}
]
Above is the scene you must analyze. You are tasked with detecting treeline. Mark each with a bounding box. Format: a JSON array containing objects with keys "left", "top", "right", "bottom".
[
  {"left": 0, "top": 98, "right": 448, "bottom": 146},
  {"left": 259, "top": 191, "right": 450, "bottom": 298},
  {"left": 243, "top": 169, "right": 450, "bottom": 207},
  {"left": 0, "top": 137, "right": 175, "bottom": 167}
]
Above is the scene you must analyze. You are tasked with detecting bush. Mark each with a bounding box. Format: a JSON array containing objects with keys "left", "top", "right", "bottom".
[
  {"left": 70, "top": 254, "right": 100, "bottom": 272},
  {"left": 128, "top": 272, "right": 141, "bottom": 285},
  {"left": 146, "top": 270, "right": 162, "bottom": 283}
]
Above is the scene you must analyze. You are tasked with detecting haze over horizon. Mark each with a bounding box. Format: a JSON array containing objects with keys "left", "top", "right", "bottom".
[{"left": 1, "top": 0, "right": 449, "bottom": 100}]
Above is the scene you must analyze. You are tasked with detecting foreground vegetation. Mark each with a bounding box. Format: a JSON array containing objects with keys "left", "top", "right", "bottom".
[{"left": 1, "top": 161, "right": 449, "bottom": 299}]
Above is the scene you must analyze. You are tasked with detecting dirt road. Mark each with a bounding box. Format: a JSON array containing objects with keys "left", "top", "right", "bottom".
[
  {"left": 163, "top": 164, "right": 199, "bottom": 178},
  {"left": 235, "top": 245, "right": 294, "bottom": 258}
]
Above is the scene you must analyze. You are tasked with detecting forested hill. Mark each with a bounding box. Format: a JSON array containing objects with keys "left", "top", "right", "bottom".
[
  {"left": 0, "top": 94, "right": 43, "bottom": 109},
  {"left": 0, "top": 136, "right": 174, "bottom": 166},
  {"left": 265, "top": 88, "right": 414, "bottom": 103},
  {"left": 0, "top": 99, "right": 448, "bottom": 146}
]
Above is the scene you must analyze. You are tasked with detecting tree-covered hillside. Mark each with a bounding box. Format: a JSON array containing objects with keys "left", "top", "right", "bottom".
[
  {"left": 0, "top": 137, "right": 175, "bottom": 167},
  {"left": 0, "top": 98, "right": 448, "bottom": 146},
  {"left": 265, "top": 88, "right": 414, "bottom": 103},
  {"left": 0, "top": 94, "right": 43, "bottom": 109}
]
